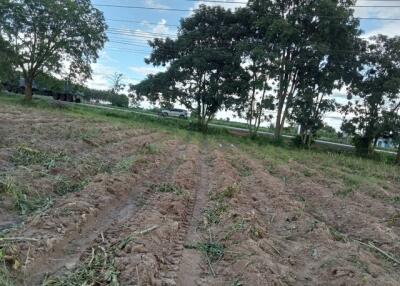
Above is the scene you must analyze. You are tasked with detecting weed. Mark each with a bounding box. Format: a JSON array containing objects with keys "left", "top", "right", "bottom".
[
  {"left": 2, "top": 176, "right": 52, "bottom": 215},
  {"left": 229, "top": 160, "right": 252, "bottom": 177},
  {"left": 54, "top": 177, "right": 87, "bottom": 196},
  {"left": 390, "top": 196, "right": 400, "bottom": 204},
  {"left": 387, "top": 213, "right": 400, "bottom": 227},
  {"left": 43, "top": 246, "right": 119, "bottom": 286},
  {"left": 151, "top": 183, "right": 182, "bottom": 194},
  {"left": 329, "top": 227, "right": 347, "bottom": 242},
  {"left": 11, "top": 146, "right": 63, "bottom": 168},
  {"left": 231, "top": 279, "right": 244, "bottom": 286},
  {"left": 113, "top": 156, "right": 137, "bottom": 173},
  {"left": 141, "top": 143, "right": 158, "bottom": 155},
  {"left": 12, "top": 146, "right": 49, "bottom": 166},
  {"left": 335, "top": 187, "right": 354, "bottom": 197},
  {"left": 0, "top": 265, "right": 14, "bottom": 286},
  {"left": 212, "top": 184, "right": 240, "bottom": 201},
  {"left": 196, "top": 242, "right": 225, "bottom": 262},
  {"left": 204, "top": 202, "right": 228, "bottom": 225},
  {"left": 186, "top": 241, "right": 225, "bottom": 263}
]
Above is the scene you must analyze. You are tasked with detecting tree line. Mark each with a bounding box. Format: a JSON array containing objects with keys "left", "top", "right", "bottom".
[
  {"left": 0, "top": 1, "right": 130, "bottom": 107},
  {"left": 0, "top": 0, "right": 399, "bottom": 161},
  {"left": 130, "top": 1, "right": 400, "bottom": 162}
]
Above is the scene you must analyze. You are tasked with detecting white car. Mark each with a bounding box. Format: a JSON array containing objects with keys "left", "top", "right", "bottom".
[{"left": 161, "top": 108, "right": 188, "bottom": 118}]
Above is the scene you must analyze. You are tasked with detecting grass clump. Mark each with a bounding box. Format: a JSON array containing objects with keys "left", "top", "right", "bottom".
[
  {"left": 195, "top": 242, "right": 225, "bottom": 262},
  {"left": 204, "top": 202, "right": 228, "bottom": 225},
  {"left": 212, "top": 184, "right": 240, "bottom": 201},
  {"left": 185, "top": 241, "right": 225, "bottom": 263},
  {"left": 54, "top": 177, "right": 87, "bottom": 196},
  {"left": 1, "top": 176, "right": 52, "bottom": 215},
  {"left": 12, "top": 146, "right": 50, "bottom": 166},
  {"left": 113, "top": 156, "right": 137, "bottom": 173},
  {"left": 141, "top": 143, "right": 159, "bottom": 155},
  {"left": 43, "top": 246, "right": 119, "bottom": 286},
  {"left": 151, "top": 183, "right": 182, "bottom": 194}
]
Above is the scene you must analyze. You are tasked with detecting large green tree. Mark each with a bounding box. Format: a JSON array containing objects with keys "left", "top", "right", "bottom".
[
  {"left": 234, "top": 7, "right": 275, "bottom": 137},
  {"left": 131, "top": 5, "right": 249, "bottom": 131},
  {"left": 342, "top": 35, "right": 400, "bottom": 156},
  {"left": 247, "top": 0, "right": 361, "bottom": 140},
  {"left": 0, "top": 0, "right": 107, "bottom": 100}
]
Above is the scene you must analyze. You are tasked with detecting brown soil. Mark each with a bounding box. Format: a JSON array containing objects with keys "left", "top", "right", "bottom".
[{"left": 1, "top": 104, "right": 399, "bottom": 286}]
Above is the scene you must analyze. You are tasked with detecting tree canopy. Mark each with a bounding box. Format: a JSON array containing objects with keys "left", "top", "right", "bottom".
[
  {"left": 0, "top": 0, "right": 108, "bottom": 99},
  {"left": 131, "top": 5, "right": 250, "bottom": 131},
  {"left": 342, "top": 35, "right": 400, "bottom": 155}
]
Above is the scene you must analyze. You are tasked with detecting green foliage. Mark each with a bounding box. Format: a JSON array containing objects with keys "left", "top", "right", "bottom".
[
  {"left": 11, "top": 146, "right": 61, "bottom": 168},
  {"left": 0, "top": 0, "right": 107, "bottom": 99},
  {"left": 131, "top": 5, "right": 249, "bottom": 131},
  {"left": 54, "top": 177, "right": 87, "bottom": 196},
  {"left": 1, "top": 176, "right": 52, "bottom": 215},
  {"left": 11, "top": 146, "right": 48, "bottom": 166},
  {"left": 204, "top": 202, "right": 228, "bottom": 224},
  {"left": 342, "top": 35, "right": 400, "bottom": 156},
  {"left": 151, "top": 183, "right": 182, "bottom": 194},
  {"left": 194, "top": 242, "right": 225, "bottom": 262}
]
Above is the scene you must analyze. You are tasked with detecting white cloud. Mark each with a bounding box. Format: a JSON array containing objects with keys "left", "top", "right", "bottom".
[
  {"left": 144, "top": 0, "right": 169, "bottom": 9},
  {"left": 87, "top": 62, "right": 117, "bottom": 90},
  {"left": 354, "top": 0, "right": 400, "bottom": 38},
  {"left": 129, "top": 66, "right": 166, "bottom": 77}
]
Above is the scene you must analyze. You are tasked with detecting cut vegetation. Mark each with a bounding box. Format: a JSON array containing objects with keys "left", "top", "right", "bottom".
[{"left": 0, "top": 95, "right": 399, "bottom": 286}]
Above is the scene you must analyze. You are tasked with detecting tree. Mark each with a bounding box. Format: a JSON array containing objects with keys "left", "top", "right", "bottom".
[
  {"left": 130, "top": 5, "right": 249, "bottom": 131},
  {"left": 0, "top": 0, "right": 107, "bottom": 100},
  {"left": 342, "top": 35, "right": 400, "bottom": 156},
  {"left": 234, "top": 7, "right": 275, "bottom": 137},
  {"left": 290, "top": 91, "right": 336, "bottom": 147},
  {"left": 0, "top": 38, "right": 16, "bottom": 85},
  {"left": 109, "top": 73, "right": 125, "bottom": 95},
  {"left": 247, "top": 0, "right": 361, "bottom": 140}
]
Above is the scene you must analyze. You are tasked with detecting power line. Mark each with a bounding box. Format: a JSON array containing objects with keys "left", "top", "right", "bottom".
[
  {"left": 98, "top": 4, "right": 400, "bottom": 22},
  {"left": 95, "top": 3, "right": 400, "bottom": 11},
  {"left": 107, "top": 18, "right": 179, "bottom": 27}
]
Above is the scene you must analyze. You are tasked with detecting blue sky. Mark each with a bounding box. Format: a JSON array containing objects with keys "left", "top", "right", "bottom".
[{"left": 87, "top": 0, "right": 400, "bottom": 128}]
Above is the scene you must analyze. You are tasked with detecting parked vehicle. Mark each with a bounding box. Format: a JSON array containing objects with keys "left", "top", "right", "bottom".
[{"left": 161, "top": 108, "right": 188, "bottom": 118}]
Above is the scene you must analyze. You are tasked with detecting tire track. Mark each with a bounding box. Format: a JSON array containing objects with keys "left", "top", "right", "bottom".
[
  {"left": 23, "top": 140, "right": 183, "bottom": 285},
  {"left": 35, "top": 140, "right": 188, "bottom": 286}
]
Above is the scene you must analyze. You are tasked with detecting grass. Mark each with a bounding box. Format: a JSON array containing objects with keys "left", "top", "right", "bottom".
[
  {"left": 54, "top": 177, "right": 88, "bottom": 196},
  {"left": 151, "top": 182, "right": 182, "bottom": 194},
  {"left": 43, "top": 246, "right": 119, "bottom": 286},
  {"left": 1, "top": 93, "right": 399, "bottom": 201},
  {"left": 0, "top": 176, "right": 52, "bottom": 215},
  {"left": 113, "top": 155, "right": 137, "bottom": 173},
  {"left": 11, "top": 146, "right": 55, "bottom": 167}
]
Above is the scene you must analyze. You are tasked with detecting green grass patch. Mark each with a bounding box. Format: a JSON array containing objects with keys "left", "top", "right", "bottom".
[
  {"left": 113, "top": 155, "right": 137, "bottom": 173},
  {"left": 141, "top": 143, "right": 159, "bottom": 155},
  {"left": 186, "top": 242, "right": 225, "bottom": 262},
  {"left": 151, "top": 183, "right": 182, "bottom": 194},
  {"left": 204, "top": 202, "right": 228, "bottom": 225},
  {"left": 54, "top": 177, "right": 88, "bottom": 196},
  {"left": 12, "top": 146, "right": 51, "bottom": 166},
  {"left": 1, "top": 176, "right": 52, "bottom": 215}
]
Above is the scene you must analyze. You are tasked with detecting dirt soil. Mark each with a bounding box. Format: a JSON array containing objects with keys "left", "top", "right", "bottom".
[{"left": 0, "top": 104, "right": 399, "bottom": 286}]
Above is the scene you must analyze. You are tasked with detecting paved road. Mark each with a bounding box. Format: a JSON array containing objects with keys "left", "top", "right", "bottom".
[{"left": 53, "top": 99, "right": 398, "bottom": 156}]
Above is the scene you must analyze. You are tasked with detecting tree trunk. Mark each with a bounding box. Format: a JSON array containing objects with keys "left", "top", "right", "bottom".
[
  {"left": 274, "top": 97, "right": 284, "bottom": 140},
  {"left": 24, "top": 76, "right": 33, "bottom": 100},
  {"left": 396, "top": 145, "right": 400, "bottom": 165}
]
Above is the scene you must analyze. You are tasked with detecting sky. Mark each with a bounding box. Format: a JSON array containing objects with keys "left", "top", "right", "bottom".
[{"left": 87, "top": 0, "right": 400, "bottom": 129}]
